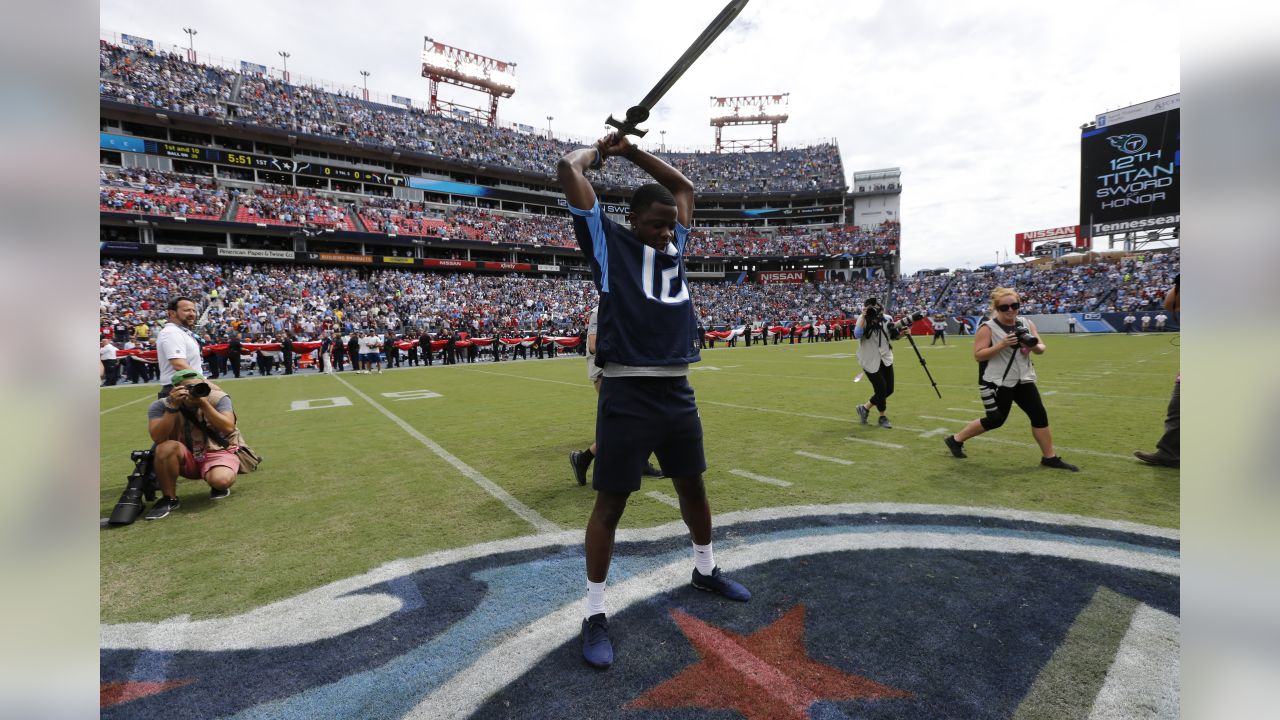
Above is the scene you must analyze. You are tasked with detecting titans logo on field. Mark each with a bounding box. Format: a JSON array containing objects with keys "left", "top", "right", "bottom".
[{"left": 101, "top": 505, "right": 1179, "bottom": 719}]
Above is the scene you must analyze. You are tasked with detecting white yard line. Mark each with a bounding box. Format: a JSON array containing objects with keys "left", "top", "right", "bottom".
[
  {"left": 703, "top": 400, "right": 853, "bottom": 425},
  {"left": 728, "top": 469, "right": 793, "bottom": 487},
  {"left": 794, "top": 450, "right": 855, "bottom": 465},
  {"left": 844, "top": 436, "right": 905, "bottom": 450},
  {"left": 333, "top": 374, "right": 558, "bottom": 534},
  {"left": 462, "top": 368, "right": 588, "bottom": 389},
  {"left": 100, "top": 393, "right": 154, "bottom": 416},
  {"left": 920, "top": 415, "right": 974, "bottom": 424},
  {"left": 644, "top": 490, "right": 682, "bottom": 509}
]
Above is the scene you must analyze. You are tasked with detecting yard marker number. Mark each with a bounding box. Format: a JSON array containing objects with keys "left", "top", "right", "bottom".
[{"left": 290, "top": 397, "right": 353, "bottom": 411}]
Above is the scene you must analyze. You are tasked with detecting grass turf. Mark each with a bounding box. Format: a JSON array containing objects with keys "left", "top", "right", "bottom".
[{"left": 100, "top": 332, "right": 1179, "bottom": 623}]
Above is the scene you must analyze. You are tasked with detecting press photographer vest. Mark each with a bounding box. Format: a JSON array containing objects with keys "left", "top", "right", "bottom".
[
  {"left": 979, "top": 320, "right": 1037, "bottom": 387},
  {"left": 856, "top": 322, "right": 894, "bottom": 372},
  {"left": 163, "top": 388, "right": 245, "bottom": 454}
]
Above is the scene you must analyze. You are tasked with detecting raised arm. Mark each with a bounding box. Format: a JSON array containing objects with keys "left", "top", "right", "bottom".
[
  {"left": 557, "top": 144, "right": 601, "bottom": 212},
  {"left": 600, "top": 133, "right": 694, "bottom": 227}
]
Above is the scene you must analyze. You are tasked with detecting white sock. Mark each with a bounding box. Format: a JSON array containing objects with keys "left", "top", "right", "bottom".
[
  {"left": 585, "top": 580, "right": 607, "bottom": 619},
  {"left": 693, "top": 542, "right": 715, "bottom": 576}
]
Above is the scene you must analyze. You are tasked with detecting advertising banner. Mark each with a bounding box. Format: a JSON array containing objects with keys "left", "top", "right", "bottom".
[
  {"left": 757, "top": 271, "right": 805, "bottom": 284},
  {"left": 318, "top": 253, "right": 373, "bottom": 263},
  {"left": 157, "top": 244, "right": 207, "bottom": 256},
  {"left": 217, "top": 248, "right": 295, "bottom": 260}
]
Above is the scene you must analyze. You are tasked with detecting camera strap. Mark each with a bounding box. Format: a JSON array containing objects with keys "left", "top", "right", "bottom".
[{"left": 179, "top": 407, "right": 231, "bottom": 450}]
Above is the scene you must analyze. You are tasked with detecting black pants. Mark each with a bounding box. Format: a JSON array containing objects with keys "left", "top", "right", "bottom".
[
  {"left": 229, "top": 357, "right": 241, "bottom": 378},
  {"left": 1155, "top": 380, "right": 1179, "bottom": 459},
  {"left": 102, "top": 360, "right": 119, "bottom": 386},
  {"left": 283, "top": 352, "right": 293, "bottom": 374},
  {"left": 864, "top": 364, "right": 895, "bottom": 412},
  {"left": 126, "top": 357, "right": 142, "bottom": 383},
  {"left": 979, "top": 381, "right": 1049, "bottom": 430}
]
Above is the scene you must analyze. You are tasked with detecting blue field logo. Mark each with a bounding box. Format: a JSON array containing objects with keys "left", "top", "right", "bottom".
[{"left": 101, "top": 505, "right": 1179, "bottom": 719}]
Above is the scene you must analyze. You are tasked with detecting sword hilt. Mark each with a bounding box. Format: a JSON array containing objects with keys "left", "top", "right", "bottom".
[{"left": 605, "top": 105, "right": 651, "bottom": 138}]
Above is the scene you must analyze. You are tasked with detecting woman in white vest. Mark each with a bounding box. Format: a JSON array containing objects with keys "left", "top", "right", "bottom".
[
  {"left": 854, "top": 297, "right": 897, "bottom": 429},
  {"left": 943, "top": 288, "right": 1078, "bottom": 471}
]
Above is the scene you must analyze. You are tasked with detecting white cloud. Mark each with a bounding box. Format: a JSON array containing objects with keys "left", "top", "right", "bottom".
[{"left": 100, "top": 0, "right": 1178, "bottom": 273}]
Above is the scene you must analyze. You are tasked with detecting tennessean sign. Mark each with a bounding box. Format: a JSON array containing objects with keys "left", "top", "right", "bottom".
[{"left": 757, "top": 270, "right": 805, "bottom": 284}]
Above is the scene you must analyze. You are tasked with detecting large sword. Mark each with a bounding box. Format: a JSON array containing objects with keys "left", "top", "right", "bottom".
[{"left": 605, "top": 0, "right": 750, "bottom": 138}]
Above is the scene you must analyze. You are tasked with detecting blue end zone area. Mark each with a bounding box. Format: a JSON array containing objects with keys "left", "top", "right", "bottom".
[{"left": 100, "top": 507, "right": 1178, "bottom": 719}]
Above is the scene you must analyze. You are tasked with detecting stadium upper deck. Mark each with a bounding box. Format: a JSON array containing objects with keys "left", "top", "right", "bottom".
[{"left": 99, "top": 41, "right": 846, "bottom": 195}]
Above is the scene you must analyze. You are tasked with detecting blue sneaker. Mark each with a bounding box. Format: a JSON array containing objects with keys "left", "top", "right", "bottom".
[
  {"left": 581, "top": 613, "right": 613, "bottom": 669},
  {"left": 856, "top": 404, "right": 870, "bottom": 424},
  {"left": 691, "top": 567, "right": 751, "bottom": 602}
]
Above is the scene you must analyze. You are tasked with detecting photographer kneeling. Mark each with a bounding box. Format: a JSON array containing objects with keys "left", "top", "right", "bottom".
[
  {"left": 854, "top": 297, "right": 903, "bottom": 429},
  {"left": 144, "top": 368, "right": 242, "bottom": 520},
  {"left": 944, "top": 288, "right": 1078, "bottom": 472}
]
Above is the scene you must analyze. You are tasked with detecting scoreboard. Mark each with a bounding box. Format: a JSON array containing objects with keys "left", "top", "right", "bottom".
[
  {"left": 1079, "top": 95, "right": 1179, "bottom": 237},
  {"left": 100, "top": 133, "right": 407, "bottom": 187}
]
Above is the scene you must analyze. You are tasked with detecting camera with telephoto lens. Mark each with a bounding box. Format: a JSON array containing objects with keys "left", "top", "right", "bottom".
[
  {"left": 1012, "top": 323, "right": 1038, "bottom": 348},
  {"left": 894, "top": 311, "right": 926, "bottom": 333},
  {"left": 107, "top": 448, "right": 159, "bottom": 526},
  {"left": 189, "top": 382, "right": 211, "bottom": 398}
]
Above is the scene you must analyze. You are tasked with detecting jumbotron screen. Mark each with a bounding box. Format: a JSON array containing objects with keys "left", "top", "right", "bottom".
[{"left": 1079, "top": 96, "right": 1179, "bottom": 237}]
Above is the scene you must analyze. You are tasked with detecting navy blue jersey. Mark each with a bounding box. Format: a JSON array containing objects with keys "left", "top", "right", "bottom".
[{"left": 569, "top": 200, "right": 701, "bottom": 366}]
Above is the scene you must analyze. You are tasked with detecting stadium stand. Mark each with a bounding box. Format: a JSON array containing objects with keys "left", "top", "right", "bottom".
[
  {"left": 100, "top": 249, "right": 1179, "bottom": 353},
  {"left": 97, "top": 40, "right": 845, "bottom": 193},
  {"left": 233, "top": 186, "right": 356, "bottom": 231},
  {"left": 99, "top": 169, "right": 229, "bottom": 220}
]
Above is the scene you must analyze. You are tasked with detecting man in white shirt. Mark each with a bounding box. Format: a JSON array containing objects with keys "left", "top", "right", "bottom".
[
  {"left": 100, "top": 337, "right": 120, "bottom": 386},
  {"left": 1155, "top": 313, "right": 1168, "bottom": 331},
  {"left": 156, "top": 296, "right": 203, "bottom": 396}
]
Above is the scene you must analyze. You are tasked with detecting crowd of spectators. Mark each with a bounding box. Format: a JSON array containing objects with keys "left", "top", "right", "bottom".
[
  {"left": 98, "top": 41, "right": 846, "bottom": 192},
  {"left": 100, "top": 168, "right": 229, "bottom": 219},
  {"left": 234, "top": 186, "right": 355, "bottom": 230},
  {"left": 939, "top": 249, "right": 1180, "bottom": 314},
  {"left": 688, "top": 221, "right": 898, "bottom": 257},
  {"left": 99, "top": 249, "right": 1180, "bottom": 370},
  {"left": 99, "top": 41, "right": 233, "bottom": 118},
  {"left": 96, "top": 162, "right": 891, "bottom": 256}
]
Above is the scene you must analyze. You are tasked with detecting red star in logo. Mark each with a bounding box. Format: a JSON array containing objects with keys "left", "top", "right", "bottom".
[
  {"left": 627, "top": 605, "right": 909, "bottom": 720},
  {"left": 100, "top": 679, "right": 192, "bottom": 708}
]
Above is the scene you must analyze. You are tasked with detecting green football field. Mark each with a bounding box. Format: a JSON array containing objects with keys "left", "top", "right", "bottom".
[{"left": 99, "top": 333, "right": 1180, "bottom": 624}]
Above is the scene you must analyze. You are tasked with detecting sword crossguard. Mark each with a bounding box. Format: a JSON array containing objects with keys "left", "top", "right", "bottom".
[{"left": 605, "top": 106, "right": 651, "bottom": 138}]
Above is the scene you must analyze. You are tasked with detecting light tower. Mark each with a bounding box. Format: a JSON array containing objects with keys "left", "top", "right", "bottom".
[
  {"left": 182, "top": 27, "right": 198, "bottom": 64},
  {"left": 709, "top": 94, "right": 789, "bottom": 153},
  {"left": 421, "top": 37, "right": 517, "bottom": 127}
]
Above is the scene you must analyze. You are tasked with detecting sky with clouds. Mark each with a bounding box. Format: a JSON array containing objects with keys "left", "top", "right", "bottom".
[{"left": 100, "top": 0, "right": 1179, "bottom": 273}]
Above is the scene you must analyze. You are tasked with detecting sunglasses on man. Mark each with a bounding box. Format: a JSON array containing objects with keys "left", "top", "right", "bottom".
[{"left": 996, "top": 302, "right": 1021, "bottom": 312}]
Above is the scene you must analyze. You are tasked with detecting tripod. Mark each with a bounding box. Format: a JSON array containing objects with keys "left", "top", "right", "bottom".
[
  {"left": 884, "top": 274, "right": 942, "bottom": 398},
  {"left": 901, "top": 328, "right": 942, "bottom": 398}
]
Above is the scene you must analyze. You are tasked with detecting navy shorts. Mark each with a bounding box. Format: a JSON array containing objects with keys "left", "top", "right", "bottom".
[{"left": 593, "top": 376, "right": 706, "bottom": 493}]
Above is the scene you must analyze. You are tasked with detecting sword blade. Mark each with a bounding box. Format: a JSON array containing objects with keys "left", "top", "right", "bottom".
[
  {"left": 637, "top": 0, "right": 749, "bottom": 111},
  {"left": 606, "top": 0, "right": 749, "bottom": 136}
]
